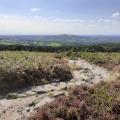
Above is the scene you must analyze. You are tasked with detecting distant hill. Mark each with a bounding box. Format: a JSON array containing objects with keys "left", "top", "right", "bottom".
[{"left": 0, "top": 35, "right": 120, "bottom": 46}]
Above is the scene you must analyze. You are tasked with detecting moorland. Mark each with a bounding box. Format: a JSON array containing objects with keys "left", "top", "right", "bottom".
[{"left": 0, "top": 36, "right": 120, "bottom": 120}]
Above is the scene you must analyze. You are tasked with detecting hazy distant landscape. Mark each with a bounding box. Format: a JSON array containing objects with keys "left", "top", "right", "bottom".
[{"left": 0, "top": 35, "right": 120, "bottom": 46}]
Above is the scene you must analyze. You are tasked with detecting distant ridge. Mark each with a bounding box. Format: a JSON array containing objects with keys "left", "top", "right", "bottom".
[{"left": 0, "top": 35, "right": 120, "bottom": 45}]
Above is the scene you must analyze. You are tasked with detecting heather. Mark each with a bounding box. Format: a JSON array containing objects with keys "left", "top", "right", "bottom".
[
  {"left": 0, "top": 51, "right": 72, "bottom": 94},
  {"left": 29, "top": 79, "right": 120, "bottom": 120}
]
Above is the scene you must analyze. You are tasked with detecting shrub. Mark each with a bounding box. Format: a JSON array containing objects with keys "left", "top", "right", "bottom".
[
  {"left": 29, "top": 79, "right": 120, "bottom": 120},
  {"left": 0, "top": 51, "right": 72, "bottom": 95},
  {"left": 66, "top": 52, "right": 120, "bottom": 70}
]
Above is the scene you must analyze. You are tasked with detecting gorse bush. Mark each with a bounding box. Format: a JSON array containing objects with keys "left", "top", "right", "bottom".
[
  {"left": 0, "top": 51, "right": 72, "bottom": 94},
  {"left": 29, "top": 80, "right": 120, "bottom": 120}
]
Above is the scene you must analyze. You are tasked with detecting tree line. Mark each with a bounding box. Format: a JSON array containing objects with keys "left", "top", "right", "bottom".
[{"left": 0, "top": 43, "right": 120, "bottom": 52}]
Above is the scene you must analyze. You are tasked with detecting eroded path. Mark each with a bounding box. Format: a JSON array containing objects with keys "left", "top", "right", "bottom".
[
  {"left": 0, "top": 59, "right": 111, "bottom": 120},
  {"left": 69, "top": 59, "right": 110, "bottom": 86}
]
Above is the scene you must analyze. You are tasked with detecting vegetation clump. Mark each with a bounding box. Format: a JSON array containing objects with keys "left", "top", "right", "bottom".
[
  {"left": 29, "top": 79, "right": 120, "bottom": 120},
  {"left": 66, "top": 52, "right": 120, "bottom": 70},
  {"left": 0, "top": 51, "right": 72, "bottom": 94}
]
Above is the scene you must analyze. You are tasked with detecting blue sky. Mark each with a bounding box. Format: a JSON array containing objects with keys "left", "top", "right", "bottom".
[{"left": 0, "top": 0, "right": 120, "bottom": 35}]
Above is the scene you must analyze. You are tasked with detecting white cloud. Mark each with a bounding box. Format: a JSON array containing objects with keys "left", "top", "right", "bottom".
[
  {"left": 97, "top": 18, "right": 113, "bottom": 23},
  {"left": 98, "top": 18, "right": 104, "bottom": 23},
  {"left": 31, "top": 8, "right": 40, "bottom": 12},
  {"left": 53, "top": 18, "right": 83, "bottom": 23},
  {"left": 0, "top": 14, "right": 120, "bottom": 35},
  {"left": 112, "top": 12, "right": 120, "bottom": 18}
]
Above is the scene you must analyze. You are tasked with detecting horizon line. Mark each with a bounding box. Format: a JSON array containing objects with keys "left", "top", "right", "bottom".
[{"left": 0, "top": 34, "right": 120, "bottom": 36}]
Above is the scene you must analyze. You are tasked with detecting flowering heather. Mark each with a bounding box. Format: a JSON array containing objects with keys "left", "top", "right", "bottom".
[{"left": 29, "top": 80, "right": 120, "bottom": 120}]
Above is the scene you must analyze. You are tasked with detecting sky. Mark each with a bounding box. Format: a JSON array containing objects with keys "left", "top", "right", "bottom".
[{"left": 0, "top": 0, "right": 120, "bottom": 35}]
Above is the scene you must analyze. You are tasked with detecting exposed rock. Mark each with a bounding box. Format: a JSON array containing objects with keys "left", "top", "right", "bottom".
[
  {"left": 6, "top": 93, "right": 18, "bottom": 99},
  {"left": 28, "top": 102, "right": 36, "bottom": 107},
  {"left": 51, "top": 91, "right": 65, "bottom": 98},
  {"left": 36, "top": 91, "right": 47, "bottom": 95}
]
